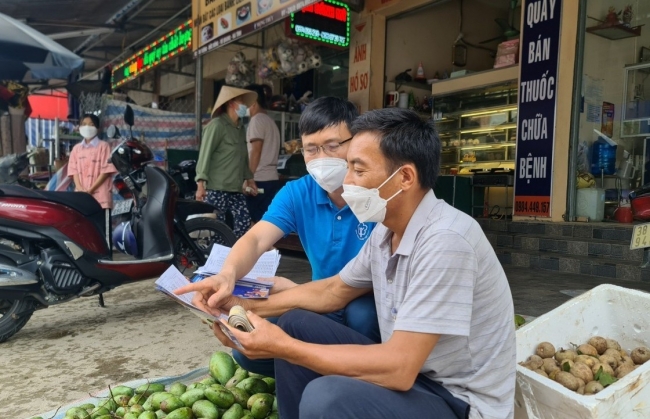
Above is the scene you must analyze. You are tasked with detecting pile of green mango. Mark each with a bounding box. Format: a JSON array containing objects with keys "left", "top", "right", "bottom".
[{"left": 30, "top": 351, "right": 279, "bottom": 419}]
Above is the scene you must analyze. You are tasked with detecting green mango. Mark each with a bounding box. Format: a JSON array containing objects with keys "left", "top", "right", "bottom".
[
  {"left": 229, "top": 387, "right": 250, "bottom": 409},
  {"left": 114, "top": 395, "right": 132, "bottom": 407},
  {"left": 169, "top": 382, "right": 187, "bottom": 397},
  {"left": 225, "top": 368, "right": 249, "bottom": 389},
  {"left": 187, "top": 383, "right": 207, "bottom": 391},
  {"left": 136, "top": 383, "right": 167, "bottom": 396},
  {"left": 201, "top": 377, "right": 217, "bottom": 386},
  {"left": 261, "top": 378, "right": 275, "bottom": 394},
  {"left": 192, "top": 399, "right": 219, "bottom": 419},
  {"left": 180, "top": 388, "right": 206, "bottom": 407},
  {"left": 209, "top": 351, "right": 236, "bottom": 385},
  {"left": 267, "top": 413, "right": 279, "bottom": 419},
  {"left": 205, "top": 386, "right": 235, "bottom": 409},
  {"left": 65, "top": 407, "right": 90, "bottom": 419},
  {"left": 249, "top": 394, "right": 273, "bottom": 419},
  {"left": 221, "top": 403, "right": 244, "bottom": 419},
  {"left": 138, "top": 413, "right": 157, "bottom": 419},
  {"left": 154, "top": 410, "right": 167, "bottom": 419},
  {"left": 80, "top": 404, "right": 96, "bottom": 410},
  {"left": 115, "top": 406, "right": 127, "bottom": 417},
  {"left": 246, "top": 373, "right": 266, "bottom": 380},
  {"left": 151, "top": 392, "right": 174, "bottom": 410},
  {"left": 123, "top": 413, "right": 140, "bottom": 419},
  {"left": 235, "top": 378, "right": 268, "bottom": 395},
  {"left": 240, "top": 415, "right": 254, "bottom": 419},
  {"left": 112, "top": 386, "right": 136, "bottom": 398},
  {"left": 90, "top": 407, "right": 111, "bottom": 419},
  {"left": 209, "top": 383, "right": 228, "bottom": 392},
  {"left": 142, "top": 395, "right": 155, "bottom": 411},
  {"left": 94, "top": 416, "right": 113, "bottom": 419},
  {"left": 272, "top": 397, "right": 277, "bottom": 412},
  {"left": 246, "top": 393, "right": 273, "bottom": 411},
  {"left": 130, "top": 405, "right": 145, "bottom": 415},
  {"left": 242, "top": 410, "right": 251, "bottom": 416},
  {"left": 165, "top": 407, "right": 194, "bottom": 419},
  {"left": 130, "top": 394, "right": 149, "bottom": 406},
  {"left": 160, "top": 395, "right": 185, "bottom": 414},
  {"left": 98, "top": 398, "right": 118, "bottom": 412}
]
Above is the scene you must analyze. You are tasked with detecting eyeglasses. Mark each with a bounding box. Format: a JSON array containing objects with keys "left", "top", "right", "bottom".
[{"left": 301, "top": 137, "right": 352, "bottom": 157}]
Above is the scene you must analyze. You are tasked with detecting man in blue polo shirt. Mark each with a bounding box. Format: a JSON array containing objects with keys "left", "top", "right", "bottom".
[{"left": 184, "top": 97, "right": 378, "bottom": 377}]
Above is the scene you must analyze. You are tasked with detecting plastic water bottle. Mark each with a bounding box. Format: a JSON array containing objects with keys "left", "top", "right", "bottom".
[{"left": 590, "top": 135, "right": 617, "bottom": 176}]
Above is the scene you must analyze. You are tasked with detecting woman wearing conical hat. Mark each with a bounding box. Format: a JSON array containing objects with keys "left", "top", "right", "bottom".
[{"left": 195, "top": 85, "right": 258, "bottom": 239}]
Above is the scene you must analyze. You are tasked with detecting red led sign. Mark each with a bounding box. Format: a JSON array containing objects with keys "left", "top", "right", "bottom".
[{"left": 288, "top": 0, "right": 350, "bottom": 48}]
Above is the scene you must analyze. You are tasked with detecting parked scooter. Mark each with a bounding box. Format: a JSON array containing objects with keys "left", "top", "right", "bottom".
[
  {"left": 0, "top": 106, "right": 235, "bottom": 343},
  {"left": 168, "top": 159, "right": 198, "bottom": 200}
]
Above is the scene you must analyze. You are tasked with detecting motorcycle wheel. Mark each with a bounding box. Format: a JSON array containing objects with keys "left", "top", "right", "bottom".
[
  {"left": 0, "top": 255, "right": 37, "bottom": 343},
  {"left": 174, "top": 217, "right": 237, "bottom": 274},
  {"left": 0, "top": 298, "right": 36, "bottom": 343}
]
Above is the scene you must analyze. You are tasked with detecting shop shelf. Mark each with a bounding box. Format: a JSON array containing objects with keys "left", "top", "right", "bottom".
[{"left": 586, "top": 21, "right": 642, "bottom": 40}]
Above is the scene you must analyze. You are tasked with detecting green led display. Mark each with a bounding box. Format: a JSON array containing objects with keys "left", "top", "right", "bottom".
[
  {"left": 289, "top": 0, "right": 350, "bottom": 48},
  {"left": 112, "top": 20, "right": 193, "bottom": 89}
]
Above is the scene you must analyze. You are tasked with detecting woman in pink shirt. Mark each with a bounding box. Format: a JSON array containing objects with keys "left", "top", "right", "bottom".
[{"left": 67, "top": 114, "right": 117, "bottom": 209}]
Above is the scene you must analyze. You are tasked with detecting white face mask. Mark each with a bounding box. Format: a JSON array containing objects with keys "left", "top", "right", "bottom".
[
  {"left": 306, "top": 157, "right": 348, "bottom": 193},
  {"left": 79, "top": 126, "right": 98, "bottom": 139},
  {"left": 341, "top": 167, "right": 403, "bottom": 223}
]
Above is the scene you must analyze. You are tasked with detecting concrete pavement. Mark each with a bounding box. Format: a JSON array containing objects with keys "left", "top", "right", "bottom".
[{"left": 2, "top": 252, "right": 649, "bottom": 418}]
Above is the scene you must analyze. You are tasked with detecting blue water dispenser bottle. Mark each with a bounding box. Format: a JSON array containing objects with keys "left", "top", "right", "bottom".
[{"left": 590, "top": 130, "right": 617, "bottom": 176}]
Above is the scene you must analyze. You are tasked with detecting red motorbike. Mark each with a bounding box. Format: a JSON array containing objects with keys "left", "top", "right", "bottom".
[{"left": 0, "top": 106, "right": 235, "bottom": 342}]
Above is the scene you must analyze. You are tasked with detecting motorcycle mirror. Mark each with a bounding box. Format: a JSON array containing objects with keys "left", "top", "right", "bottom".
[
  {"left": 106, "top": 125, "right": 120, "bottom": 139},
  {"left": 124, "top": 105, "right": 135, "bottom": 127},
  {"left": 124, "top": 105, "right": 135, "bottom": 139}
]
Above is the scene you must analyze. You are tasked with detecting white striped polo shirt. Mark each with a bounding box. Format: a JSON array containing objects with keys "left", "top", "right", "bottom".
[{"left": 340, "top": 190, "right": 516, "bottom": 419}]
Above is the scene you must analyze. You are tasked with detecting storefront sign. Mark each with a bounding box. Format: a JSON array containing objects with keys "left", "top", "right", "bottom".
[
  {"left": 112, "top": 20, "right": 192, "bottom": 89},
  {"left": 192, "top": 0, "right": 319, "bottom": 57},
  {"left": 287, "top": 0, "right": 350, "bottom": 48},
  {"left": 513, "top": 0, "right": 562, "bottom": 217},
  {"left": 347, "top": 15, "right": 371, "bottom": 112}
]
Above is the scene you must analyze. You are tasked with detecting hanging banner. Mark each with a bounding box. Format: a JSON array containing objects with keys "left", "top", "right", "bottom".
[
  {"left": 513, "top": 0, "right": 562, "bottom": 217},
  {"left": 347, "top": 15, "right": 371, "bottom": 113},
  {"left": 192, "top": 0, "right": 319, "bottom": 57}
]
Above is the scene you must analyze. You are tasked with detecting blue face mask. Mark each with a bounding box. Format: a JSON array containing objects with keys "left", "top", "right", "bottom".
[{"left": 235, "top": 103, "right": 248, "bottom": 118}]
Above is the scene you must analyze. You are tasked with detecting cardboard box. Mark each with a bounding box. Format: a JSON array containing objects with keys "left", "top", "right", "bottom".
[{"left": 515, "top": 284, "right": 650, "bottom": 419}]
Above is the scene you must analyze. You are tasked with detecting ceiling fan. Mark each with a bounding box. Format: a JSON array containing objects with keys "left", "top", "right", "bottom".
[{"left": 480, "top": 0, "right": 520, "bottom": 44}]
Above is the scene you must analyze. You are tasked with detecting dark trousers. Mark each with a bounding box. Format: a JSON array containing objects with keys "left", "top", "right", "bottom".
[
  {"left": 274, "top": 309, "right": 470, "bottom": 419},
  {"left": 233, "top": 293, "right": 380, "bottom": 378},
  {"left": 246, "top": 179, "right": 282, "bottom": 222}
]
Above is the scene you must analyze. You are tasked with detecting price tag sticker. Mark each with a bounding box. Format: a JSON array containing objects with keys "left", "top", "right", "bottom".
[{"left": 630, "top": 223, "right": 650, "bottom": 250}]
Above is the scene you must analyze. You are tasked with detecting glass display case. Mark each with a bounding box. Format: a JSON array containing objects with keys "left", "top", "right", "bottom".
[
  {"left": 432, "top": 81, "right": 518, "bottom": 175},
  {"left": 622, "top": 62, "right": 650, "bottom": 138}
]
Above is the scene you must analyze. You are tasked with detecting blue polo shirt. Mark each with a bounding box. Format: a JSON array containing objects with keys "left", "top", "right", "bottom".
[{"left": 262, "top": 175, "right": 375, "bottom": 280}]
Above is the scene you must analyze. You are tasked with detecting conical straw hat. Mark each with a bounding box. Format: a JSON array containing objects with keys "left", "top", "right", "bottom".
[{"left": 211, "top": 85, "right": 258, "bottom": 116}]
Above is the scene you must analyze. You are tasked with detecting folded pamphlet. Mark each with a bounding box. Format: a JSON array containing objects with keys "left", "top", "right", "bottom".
[
  {"left": 191, "top": 243, "right": 280, "bottom": 299},
  {"left": 189, "top": 272, "right": 273, "bottom": 299},
  {"left": 155, "top": 265, "right": 254, "bottom": 348}
]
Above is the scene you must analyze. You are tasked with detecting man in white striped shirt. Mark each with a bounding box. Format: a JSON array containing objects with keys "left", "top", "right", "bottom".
[{"left": 188, "top": 108, "right": 516, "bottom": 419}]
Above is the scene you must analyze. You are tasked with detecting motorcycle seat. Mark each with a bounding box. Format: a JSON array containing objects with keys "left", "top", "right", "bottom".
[{"left": 0, "top": 185, "right": 103, "bottom": 216}]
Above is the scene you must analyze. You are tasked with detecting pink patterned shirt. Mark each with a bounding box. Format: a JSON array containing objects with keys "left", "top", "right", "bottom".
[{"left": 68, "top": 137, "right": 117, "bottom": 209}]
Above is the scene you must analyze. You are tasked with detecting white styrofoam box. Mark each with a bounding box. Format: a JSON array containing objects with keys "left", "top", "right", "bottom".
[
  {"left": 515, "top": 284, "right": 650, "bottom": 419},
  {"left": 576, "top": 188, "right": 605, "bottom": 221}
]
